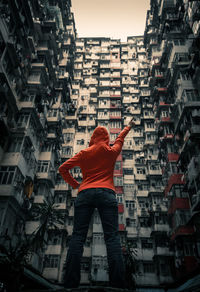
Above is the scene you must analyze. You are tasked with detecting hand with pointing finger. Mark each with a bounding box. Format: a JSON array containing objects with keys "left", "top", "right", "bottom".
[{"left": 128, "top": 117, "right": 136, "bottom": 128}]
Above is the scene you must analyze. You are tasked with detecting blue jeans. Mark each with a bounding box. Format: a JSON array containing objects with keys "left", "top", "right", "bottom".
[{"left": 63, "top": 188, "right": 125, "bottom": 288}]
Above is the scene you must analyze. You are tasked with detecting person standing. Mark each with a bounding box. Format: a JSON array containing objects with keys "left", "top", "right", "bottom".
[{"left": 59, "top": 118, "right": 135, "bottom": 288}]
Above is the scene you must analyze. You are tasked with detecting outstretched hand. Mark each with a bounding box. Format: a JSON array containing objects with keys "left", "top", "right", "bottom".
[{"left": 128, "top": 117, "right": 136, "bottom": 128}]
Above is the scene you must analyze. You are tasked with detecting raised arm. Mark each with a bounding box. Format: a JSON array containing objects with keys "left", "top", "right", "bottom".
[{"left": 111, "top": 117, "right": 135, "bottom": 155}]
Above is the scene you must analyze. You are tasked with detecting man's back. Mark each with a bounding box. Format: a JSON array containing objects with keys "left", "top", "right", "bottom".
[{"left": 59, "top": 126, "right": 131, "bottom": 192}]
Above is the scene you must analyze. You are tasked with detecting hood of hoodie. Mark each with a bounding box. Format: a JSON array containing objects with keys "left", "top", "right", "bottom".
[{"left": 89, "top": 126, "right": 109, "bottom": 147}]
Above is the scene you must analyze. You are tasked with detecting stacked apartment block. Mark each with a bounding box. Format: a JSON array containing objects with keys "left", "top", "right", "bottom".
[
  {"left": 66, "top": 35, "right": 174, "bottom": 288},
  {"left": 0, "top": 0, "right": 76, "bottom": 285},
  {"left": 144, "top": 0, "right": 200, "bottom": 285},
  {"left": 1, "top": 0, "right": 200, "bottom": 290}
]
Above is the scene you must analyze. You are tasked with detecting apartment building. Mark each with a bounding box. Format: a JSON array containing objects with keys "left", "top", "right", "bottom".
[
  {"left": 0, "top": 0, "right": 76, "bottom": 287},
  {"left": 144, "top": 0, "right": 200, "bottom": 286},
  {"left": 1, "top": 0, "right": 200, "bottom": 291},
  {"left": 65, "top": 35, "right": 174, "bottom": 289}
]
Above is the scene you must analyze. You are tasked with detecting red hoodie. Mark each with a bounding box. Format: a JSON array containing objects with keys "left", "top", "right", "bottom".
[{"left": 59, "top": 126, "right": 131, "bottom": 193}]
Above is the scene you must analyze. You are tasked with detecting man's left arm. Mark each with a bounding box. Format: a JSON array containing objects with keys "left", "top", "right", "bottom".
[{"left": 59, "top": 151, "right": 83, "bottom": 189}]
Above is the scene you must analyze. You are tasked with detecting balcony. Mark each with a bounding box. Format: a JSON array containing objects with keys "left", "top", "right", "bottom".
[
  {"left": 110, "top": 94, "right": 121, "bottom": 98},
  {"left": 168, "top": 198, "right": 190, "bottom": 214},
  {"left": 187, "top": 154, "right": 200, "bottom": 182},
  {"left": 171, "top": 225, "right": 195, "bottom": 241},
  {"left": 34, "top": 195, "right": 44, "bottom": 204},
  {"left": 147, "top": 168, "right": 162, "bottom": 176},
  {"left": 119, "top": 224, "right": 125, "bottom": 231},
  {"left": 77, "top": 120, "right": 88, "bottom": 127},
  {"left": 191, "top": 191, "right": 200, "bottom": 212},
  {"left": 45, "top": 244, "right": 62, "bottom": 255},
  {"left": 109, "top": 128, "right": 121, "bottom": 134},
  {"left": 36, "top": 170, "right": 55, "bottom": 188},
  {"left": 154, "top": 246, "right": 173, "bottom": 257},
  {"left": 160, "top": 133, "right": 174, "bottom": 141},
  {"left": 0, "top": 185, "right": 23, "bottom": 207},
  {"left": 118, "top": 204, "right": 124, "bottom": 213},
  {"left": 164, "top": 173, "right": 185, "bottom": 197},
  {"left": 168, "top": 153, "right": 179, "bottom": 162},
  {"left": 53, "top": 203, "right": 66, "bottom": 210},
  {"left": 109, "top": 114, "right": 121, "bottom": 120},
  {"left": 184, "top": 256, "right": 199, "bottom": 274},
  {"left": 87, "top": 120, "right": 96, "bottom": 127},
  {"left": 27, "top": 72, "right": 42, "bottom": 86},
  {"left": 110, "top": 103, "right": 122, "bottom": 109}
]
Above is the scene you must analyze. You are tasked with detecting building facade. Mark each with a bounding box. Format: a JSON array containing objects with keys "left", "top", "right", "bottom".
[
  {"left": 144, "top": 0, "right": 200, "bottom": 285},
  {"left": 0, "top": 0, "right": 200, "bottom": 290},
  {"left": 0, "top": 0, "right": 76, "bottom": 285}
]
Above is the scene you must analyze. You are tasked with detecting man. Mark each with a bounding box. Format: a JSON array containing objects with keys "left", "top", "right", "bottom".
[{"left": 59, "top": 118, "right": 135, "bottom": 288}]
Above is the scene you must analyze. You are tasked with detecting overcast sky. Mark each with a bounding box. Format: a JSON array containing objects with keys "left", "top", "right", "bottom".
[{"left": 71, "top": 0, "right": 150, "bottom": 41}]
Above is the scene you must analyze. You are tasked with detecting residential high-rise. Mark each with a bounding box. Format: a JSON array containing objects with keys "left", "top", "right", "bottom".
[
  {"left": 0, "top": 0, "right": 76, "bottom": 287},
  {"left": 144, "top": 0, "right": 200, "bottom": 285},
  {"left": 0, "top": 0, "right": 200, "bottom": 291}
]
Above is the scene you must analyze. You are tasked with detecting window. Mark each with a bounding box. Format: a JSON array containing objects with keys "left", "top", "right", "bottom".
[
  {"left": 124, "top": 168, "right": 133, "bottom": 175},
  {"left": 110, "top": 133, "right": 118, "bottom": 141},
  {"left": 36, "top": 183, "right": 51, "bottom": 197},
  {"left": 110, "top": 121, "right": 121, "bottom": 128},
  {"left": 44, "top": 255, "right": 60, "bottom": 268},
  {"left": 141, "top": 239, "right": 153, "bottom": 249},
  {"left": 146, "top": 133, "right": 155, "bottom": 141},
  {"left": 138, "top": 184, "right": 149, "bottom": 190},
  {"left": 0, "top": 166, "right": 15, "bottom": 184},
  {"left": 146, "top": 122, "right": 154, "bottom": 129},
  {"left": 182, "top": 89, "right": 198, "bottom": 102},
  {"left": 37, "top": 161, "right": 49, "bottom": 172},
  {"left": 8, "top": 137, "right": 23, "bottom": 152},
  {"left": 138, "top": 200, "right": 146, "bottom": 208},
  {"left": 115, "top": 161, "right": 121, "bottom": 171},
  {"left": 48, "top": 109, "right": 58, "bottom": 117},
  {"left": 150, "top": 164, "right": 159, "bottom": 170},
  {"left": 119, "top": 213, "right": 124, "bottom": 224},
  {"left": 49, "top": 234, "right": 61, "bottom": 245},
  {"left": 171, "top": 185, "right": 187, "bottom": 198},
  {"left": 173, "top": 39, "right": 185, "bottom": 46},
  {"left": 126, "top": 218, "right": 136, "bottom": 227},
  {"left": 135, "top": 140, "right": 144, "bottom": 146},
  {"left": 55, "top": 192, "right": 66, "bottom": 203},
  {"left": 110, "top": 111, "right": 121, "bottom": 117},
  {"left": 155, "top": 214, "right": 168, "bottom": 224},
  {"left": 184, "top": 241, "right": 194, "bottom": 256},
  {"left": 62, "top": 147, "right": 72, "bottom": 156},
  {"left": 81, "top": 261, "right": 90, "bottom": 271},
  {"left": 114, "top": 176, "right": 123, "bottom": 186},
  {"left": 77, "top": 139, "right": 85, "bottom": 145},
  {"left": 68, "top": 217, "right": 73, "bottom": 226},
  {"left": 137, "top": 168, "right": 145, "bottom": 174},
  {"left": 93, "top": 233, "right": 104, "bottom": 244},
  {"left": 180, "top": 72, "right": 191, "bottom": 81},
  {"left": 63, "top": 133, "right": 73, "bottom": 143},
  {"left": 160, "top": 262, "right": 170, "bottom": 275},
  {"left": 126, "top": 200, "right": 135, "bottom": 209},
  {"left": 143, "top": 262, "right": 154, "bottom": 273},
  {"left": 178, "top": 210, "right": 191, "bottom": 226},
  {"left": 128, "top": 239, "right": 137, "bottom": 248},
  {"left": 116, "top": 193, "right": 123, "bottom": 203},
  {"left": 84, "top": 237, "right": 91, "bottom": 247},
  {"left": 17, "top": 114, "right": 30, "bottom": 128}
]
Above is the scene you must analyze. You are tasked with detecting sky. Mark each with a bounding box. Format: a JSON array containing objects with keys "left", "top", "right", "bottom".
[{"left": 71, "top": 0, "right": 150, "bottom": 42}]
